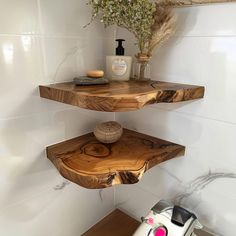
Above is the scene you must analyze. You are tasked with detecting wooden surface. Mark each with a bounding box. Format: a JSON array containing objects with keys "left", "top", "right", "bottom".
[
  {"left": 39, "top": 80, "right": 204, "bottom": 112},
  {"left": 160, "top": 0, "right": 236, "bottom": 7},
  {"left": 82, "top": 209, "right": 140, "bottom": 236},
  {"left": 82, "top": 209, "right": 214, "bottom": 236},
  {"left": 47, "top": 129, "right": 185, "bottom": 189}
]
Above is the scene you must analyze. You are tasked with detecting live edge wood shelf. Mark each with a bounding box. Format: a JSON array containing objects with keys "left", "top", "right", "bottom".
[
  {"left": 47, "top": 129, "right": 185, "bottom": 189},
  {"left": 41, "top": 80, "right": 203, "bottom": 189},
  {"left": 39, "top": 80, "right": 205, "bottom": 112}
]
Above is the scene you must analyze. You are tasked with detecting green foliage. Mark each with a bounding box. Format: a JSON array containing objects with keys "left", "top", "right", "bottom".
[{"left": 87, "top": 0, "right": 156, "bottom": 53}]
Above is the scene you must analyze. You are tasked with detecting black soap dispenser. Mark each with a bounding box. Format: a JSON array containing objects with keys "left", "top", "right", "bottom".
[
  {"left": 106, "top": 39, "right": 132, "bottom": 81},
  {"left": 116, "top": 39, "right": 125, "bottom": 56}
]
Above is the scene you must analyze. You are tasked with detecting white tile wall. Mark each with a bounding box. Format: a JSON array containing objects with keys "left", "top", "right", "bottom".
[
  {"left": 0, "top": 184, "right": 114, "bottom": 236},
  {"left": 0, "top": 1, "right": 114, "bottom": 235},
  {"left": 0, "top": 0, "right": 39, "bottom": 35},
  {"left": 113, "top": 3, "right": 236, "bottom": 236},
  {"left": 39, "top": 0, "right": 104, "bottom": 38},
  {"left": 174, "top": 4, "right": 236, "bottom": 37},
  {"left": 2, "top": 1, "right": 236, "bottom": 235}
]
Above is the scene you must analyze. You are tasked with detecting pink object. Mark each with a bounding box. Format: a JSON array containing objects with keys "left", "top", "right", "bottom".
[
  {"left": 154, "top": 227, "right": 167, "bottom": 236},
  {"left": 147, "top": 218, "right": 154, "bottom": 225}
]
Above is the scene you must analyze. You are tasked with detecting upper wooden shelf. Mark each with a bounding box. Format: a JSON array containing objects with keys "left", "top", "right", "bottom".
[
  {"left": 47, "top": 129, "right": 185, "bottom": 189},
  {"left": 39, "top": 80, "right": 205, "bottom": 112}
]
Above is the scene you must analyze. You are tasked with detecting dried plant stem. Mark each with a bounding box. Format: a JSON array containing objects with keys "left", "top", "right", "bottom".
[{"left": 147, "top": 5, "right": 177, "bottom": 57}]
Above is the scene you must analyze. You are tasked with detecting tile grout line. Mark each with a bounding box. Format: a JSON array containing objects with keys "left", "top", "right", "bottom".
[
  {"left": 149, "top": 106, "right": 236, "bottom": 126},
  {"left": 0, "top": 33, "right": 117, "bottom": 39},
  {"left": 0, "top": 107, "right": 79, "bottom": 122},
  {"left": 36, "top": 0, "right": 48, "bottom": 84}
]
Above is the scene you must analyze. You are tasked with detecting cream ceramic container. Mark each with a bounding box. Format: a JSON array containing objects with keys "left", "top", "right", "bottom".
[
  {"left": 106, "top": 39, "right": 132, "bottom": 81},
  {"left": 106, "top": 56, "right": 132, "bottom": 81}
]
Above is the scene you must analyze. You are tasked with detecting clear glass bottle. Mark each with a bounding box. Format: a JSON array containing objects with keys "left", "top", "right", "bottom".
[{"left": 133, "top": 53, "right": 151, "bottom": 81}]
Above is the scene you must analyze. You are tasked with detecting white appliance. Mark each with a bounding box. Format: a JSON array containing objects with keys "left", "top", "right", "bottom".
[{"left": 133, "top": 200, "right": 202, "bottom": 236}]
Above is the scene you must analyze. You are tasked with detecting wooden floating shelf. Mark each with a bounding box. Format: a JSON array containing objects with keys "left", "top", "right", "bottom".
[
  {"left": 82, "top": 209, "right": 139, "bottom": 236},
  {"left": 47, "top": 129, "right": 185, "bottom": 189},
  {"left": 82, "top": 209, "right": 214, "bottom": 236},
  {"left": 39, "top": 80, "right": 205, "bottom": 112}
]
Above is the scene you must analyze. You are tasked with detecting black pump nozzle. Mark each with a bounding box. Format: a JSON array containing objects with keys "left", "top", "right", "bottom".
[{"left": 116, "top": 39, "right": 125, "bottom": 56}]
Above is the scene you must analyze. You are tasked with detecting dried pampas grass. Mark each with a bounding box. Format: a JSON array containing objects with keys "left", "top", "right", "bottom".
[{"left": 147, "top": 5, "right": 177, "bottom": 57}]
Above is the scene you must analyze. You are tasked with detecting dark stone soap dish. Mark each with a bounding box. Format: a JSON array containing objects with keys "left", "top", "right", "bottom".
[{"left": 74, "top": 76, "right": 109, "bottom": 86}]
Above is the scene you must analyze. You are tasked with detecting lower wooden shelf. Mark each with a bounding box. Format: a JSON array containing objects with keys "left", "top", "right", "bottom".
[
  {"left": 82, "top": 209, "right": 139, "bottom": 236},
  {"left": 82, "top": 209, "right": 214, "bottom": 236},
  {"left": 47, "top": 129, "right": 185, "bottom": 189}
]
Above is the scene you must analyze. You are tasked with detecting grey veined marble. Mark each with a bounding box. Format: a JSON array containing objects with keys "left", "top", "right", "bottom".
[
  {"left": 168, "top": 170, "right": 236, "bottom": 236},
  {"left": 173, "top": 171, "right": 236, "bottom": 206}
]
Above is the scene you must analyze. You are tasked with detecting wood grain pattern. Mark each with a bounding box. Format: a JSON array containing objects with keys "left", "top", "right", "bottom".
[
  {"left": 161, "top": 0, "right": 236, "bottom": 7},
  {"left": 82, "top": 209, "right": 140, "bottom": 236},
  {"left": 39, "top": 80, "right": 204, "bottom": 112},
  {"left": 47, "top": 129, "right": 185, "bottom": 189}
]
